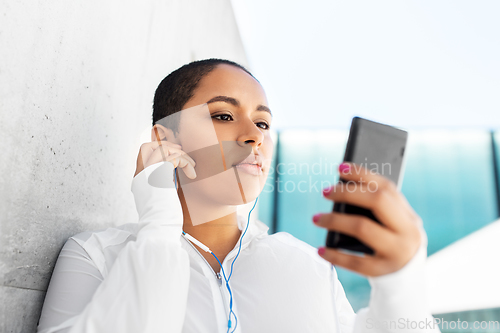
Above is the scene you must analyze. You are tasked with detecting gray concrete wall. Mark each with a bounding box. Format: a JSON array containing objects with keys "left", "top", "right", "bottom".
[{"left": 0, "top": 1, "right": 248, "bottom": 331}]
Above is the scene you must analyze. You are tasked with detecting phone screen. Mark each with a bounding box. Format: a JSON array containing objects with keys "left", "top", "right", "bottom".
[{"left": 325, "top": 117, "right": 408, "bottom": 255}]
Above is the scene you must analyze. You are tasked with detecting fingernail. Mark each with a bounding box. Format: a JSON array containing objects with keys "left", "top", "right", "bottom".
[
  {"left": 318, "top": 247, "right": 325, "bottom": 255},
  {"left": 339, "top": 163, "right": 350, "bottom": 173},
  {"left": 312, "top": 213, "right": 321, "bottom": 224},
  {"left": 322, "top": 186, "right": 332, "bottom": 196}
]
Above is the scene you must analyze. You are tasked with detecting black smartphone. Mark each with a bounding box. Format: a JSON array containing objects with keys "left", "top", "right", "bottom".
[{"left": 325, "top": 116, "right": 408, "bottom": 255}]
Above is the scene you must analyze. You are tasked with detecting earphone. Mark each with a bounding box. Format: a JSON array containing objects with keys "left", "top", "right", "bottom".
[{"left": 175, "top": 167, "right": 258, "bottom": 333}]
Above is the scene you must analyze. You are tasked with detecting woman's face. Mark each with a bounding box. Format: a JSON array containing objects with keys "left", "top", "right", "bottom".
[{"left": 174, "top": 64, "right": 273, "bottom": 210}]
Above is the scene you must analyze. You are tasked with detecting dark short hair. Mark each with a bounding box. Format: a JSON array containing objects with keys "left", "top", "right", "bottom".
[{"left": 152, "top": 58, "right": 257, "bottom": 135}]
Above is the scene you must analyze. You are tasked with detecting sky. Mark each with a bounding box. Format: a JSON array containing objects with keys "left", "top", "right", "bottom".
[{"left": 231, "top": 0, "right": 500, "bottom": 131}]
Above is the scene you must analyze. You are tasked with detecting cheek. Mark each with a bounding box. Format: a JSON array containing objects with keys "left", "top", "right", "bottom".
[
  {"left": 261, "top": 137, "right": 275, "bottom": 172},
  {"left": 184, "top": 168, "right": 247, "bottom": 205},
  {"left": 179, "top": 131, "right": 218, "bottom": 153},
  {"left": 178, "top": 111, "right": 219, "bottom": 152},
  {"left": 238, "top": 172, "right": 267, "bottom": 203},
  {"left": 211, "top": 122, "right": 234, "bottom": 145}
]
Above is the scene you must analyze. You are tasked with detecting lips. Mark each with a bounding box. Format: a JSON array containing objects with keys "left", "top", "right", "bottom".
[
  {"left": 233, "top": 154, "right": 263, "bottom": 169},
  {"left": 233, "top": 154, "right": 264, "bottom": 176},
  {"left": 234, "top": 163, "right": 263, "bottom": 176}
]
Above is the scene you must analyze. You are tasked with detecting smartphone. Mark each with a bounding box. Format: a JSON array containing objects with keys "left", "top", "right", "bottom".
[{"left": 325, "top": 116, "right": 408, "bottom": 255}]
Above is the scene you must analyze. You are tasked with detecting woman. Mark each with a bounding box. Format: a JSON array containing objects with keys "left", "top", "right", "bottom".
[{"left": 37, "top": 59, "right": 439, "bottom": 333}]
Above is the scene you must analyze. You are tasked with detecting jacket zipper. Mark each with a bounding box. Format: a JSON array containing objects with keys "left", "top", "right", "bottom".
[
  {"left": 181, "top": 236, "right": 222, "bottom": 284},
  {"left": 181, "top": 236, "right": 234, "bottom": 329},
  {"left": 181, "top": 235, "right": 241, "bottom": 331}
]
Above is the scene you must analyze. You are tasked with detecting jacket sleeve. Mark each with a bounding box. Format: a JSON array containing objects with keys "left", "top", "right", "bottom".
[
  {"left": 37, "top": 162, "right": 190, "bottom": 333},
  {"left": 331, "top": 228, "right": 442, "bottom": 333}
]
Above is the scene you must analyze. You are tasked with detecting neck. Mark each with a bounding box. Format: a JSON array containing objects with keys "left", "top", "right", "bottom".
[{"left": 177, "top": 184, "right": 242, "bottom": 262}]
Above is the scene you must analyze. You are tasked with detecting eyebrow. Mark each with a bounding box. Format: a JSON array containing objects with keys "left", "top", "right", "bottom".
[{"left": 206, "top": 95, "right": 272, "bottom": 116}]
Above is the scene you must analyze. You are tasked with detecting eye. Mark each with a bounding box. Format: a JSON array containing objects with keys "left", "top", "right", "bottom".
[
  {"left": 256, "top": 122, "right": 270, "bottom": 130},
  {"left": 212, "top": 114, "right": 233, "bottom": 122},
  {"left": 212, "top": 113, "right": 271, "bottom": 130}
]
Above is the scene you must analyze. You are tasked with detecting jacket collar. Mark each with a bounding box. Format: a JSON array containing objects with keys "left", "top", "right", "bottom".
[{"left": 234, "top": 213, "right": 270, "bottom": 250}]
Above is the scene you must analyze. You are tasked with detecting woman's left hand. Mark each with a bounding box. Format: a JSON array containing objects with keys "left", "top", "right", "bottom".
[{"left": 314, "top": 162, "right": 422, "bottom": 277}]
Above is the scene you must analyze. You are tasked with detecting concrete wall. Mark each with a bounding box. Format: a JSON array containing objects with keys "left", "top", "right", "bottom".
[{"left": 0, "top": 1, "right": 248, "bottom": 331}]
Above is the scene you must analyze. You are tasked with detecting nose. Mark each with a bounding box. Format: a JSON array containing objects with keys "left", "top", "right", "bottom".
[{"left": 237, "top": 118, "right": 264, "bottom": 151}]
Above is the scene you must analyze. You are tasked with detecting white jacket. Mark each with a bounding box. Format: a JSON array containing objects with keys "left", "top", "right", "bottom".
[{"left": 37, "top": 162, "right": 440, "bottom": 333}]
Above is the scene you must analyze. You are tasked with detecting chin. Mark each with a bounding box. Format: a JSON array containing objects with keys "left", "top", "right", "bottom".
[
  {"left": 202, "top": 181, "right": 263, "bottom": 206},
  {"left": 180, "top": 166, "right": 267, "bottom": 208},
  {"left": 201, "top": 174, "right": 265, "bottom": 205}
]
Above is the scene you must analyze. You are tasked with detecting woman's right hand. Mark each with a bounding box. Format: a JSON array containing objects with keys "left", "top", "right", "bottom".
[{"left": 134, "top": 140, "right": 197, "bottom": 179}]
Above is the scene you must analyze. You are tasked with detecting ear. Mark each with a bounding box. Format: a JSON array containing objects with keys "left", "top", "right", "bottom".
[{"left": 151, "top": 124, "right": 179, "bottom": 145}]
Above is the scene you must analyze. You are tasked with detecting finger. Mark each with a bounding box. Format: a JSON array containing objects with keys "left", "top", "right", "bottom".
[
  {"left": 149, "top": 141, "right": 183, "bottom": 157},
  {"left": 337, "top": 162, "right": 420, "bottom": 224},
  {"left": 318, "top": 247, "right": 388, "bottom": 277},
  {"left": 324, "top": 181, "right": 409, "bottom": 233},
  {"left": 145, "top": 145, "right": 176, "bottom": 166},
  {"left": 337, "top": 162, "right": 396, "bottom": 190},
  {"left": 146, "top": 151, "right": 197, "bottom": 180},
  {"left": 314, "top": 212, "right": 397, "bottom": 255},
  {"left": 145, "top": 148, "right": 197, "bottom": 180},
  {"left": 161, "top": 147, "right": 196, "bottom": 167},
  {"left": 144, "top": 140, "right": 182, "bottom": 158},
  {"left": 159, "top": 152, "right": 198, "bottom": 180},
  {"left": 146, "top": 146, "right": 196, "bottom": 169},
  {"left": 138, "top": 141, "right": 182, "bottom": 168},
  {"left": 170, "top": 153, "right": 197, "bottom": 179}
]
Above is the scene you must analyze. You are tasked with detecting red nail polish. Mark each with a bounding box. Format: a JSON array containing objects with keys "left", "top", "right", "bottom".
[
  {"left": 318, "top": 247, "right": 325, "bottom": 255},
  {"left": 312, "top": 213, "right": 321, "bottom": 223},
  {"left": 339, "top": 163, "right": 350, "bottom": 173},
  {"left": 322, "top": 186, "right": 332, "bottom": 196}
]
